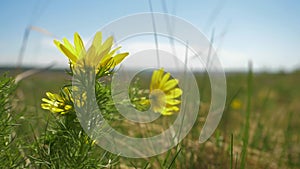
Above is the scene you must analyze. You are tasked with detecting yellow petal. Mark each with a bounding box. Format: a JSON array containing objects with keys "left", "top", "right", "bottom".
[
  {"left": 100, "top": 51, "right": 113, "bottom": 65},
  {"left": 96, "top": 36, "right": 113, "bottom": 56},
  {"left": 111, "top": 52, "right": 129, "bottom": 65},
  {"left": 101, "top": 36, "right": 113, "bottom": 50},
  {"left": 74, "top": 32, "right": 86, "bottom": 59},
  {"left": 108, "top": 46, "right": 122, "bottom": 56},
  {"left": 160, "top": 109, "right": 174, "bottom": 115},
  {"left": 159, "top": 72, "right": 170, "bottom": 88},
  {"left": 54, "top": 95, "right": 64, "bottom": 102},
  {"left": 42, "top": 98, "right": 54, "bottom": 105},
  {"left": 161, "top": 106, "right": 180, "bottom": 115},
  {"left": 156, "top": 68, "right": 164, "bottom": 82},
  {"left": 100, "top": 57, "right": 113, "bottom": 69},
  {"left": 60, "top": 111, "right": 68, "bottom": 115},
  {"left": 92, "top": 32, "right": 102, "bottom": 47},
  {"left": 94, "top": 45, "right": 112, "bottom": 67},
  {"left": 64, "top": 105, "right": 72, "bottom": 110},
  {"left": 150, "top": 68, "right": 164, "bottom": 90},
  {"left": 46, "top": 92, "right": 63, "bottom": 102},
  {"left": 166, "top": 99, "right": 181, "bottom": 105},
  {"left": 63, "top": 38, "right": 76, "bottom": 55},
  {"left": 59, "top": 44, "right": 78, "bottom": 63},
  {"left": 162, "top": 79, "right": 179, "bottom": 91},
  {"left": 166, "top": 106, "right": 180, "bottom": 112},
  {"left": 54, "top": 40, "right": 65, "bottom": 55},
  {"left": 84, "top": 46, "right": 97, "bottom": 67},
  {"left": 41, "top": 103, "right": 50, "bottom": 109},
  {"left": 101, "top": 46, "right": 122, "bottom": 65},
  {"left": 46, "top": 92, "right": 55, "bottom": 100},
  {"left": 166, "top": 88, "right": 182, "bottom": 99},
  {"left": 50, "top": 107, "right": 64, "bottom": 113}
]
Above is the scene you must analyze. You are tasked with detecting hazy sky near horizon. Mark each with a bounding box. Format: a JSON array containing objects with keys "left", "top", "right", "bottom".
[{"left": 0, "top": 0, "right": 300, "bottom": 71}]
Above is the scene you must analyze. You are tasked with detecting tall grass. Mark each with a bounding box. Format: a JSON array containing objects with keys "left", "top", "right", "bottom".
[
  {"left": 0, "top": 73, "right": 24, "bottom": 168},
  {"left": 230, "top": 133, "right": 233, "bottom": 169},
  {"left": 240, "top": 62, "right": 253, "bottom": 169},
  {"left": 1, "top": 68, "right": 300, "bottom": 168}
]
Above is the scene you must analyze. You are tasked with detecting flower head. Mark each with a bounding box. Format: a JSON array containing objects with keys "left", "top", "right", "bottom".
[
  {"left": 148, "top": 68, "right": 182, "bottom": 115},
  {"left": 54, "top": 32, "right": 129, "bottom": 71},
  {"left": 41, "top": 88, "right": 73, "bottom": 115},
  {"left": 231, "top": 99, "right": 242, "bottom": 110}
]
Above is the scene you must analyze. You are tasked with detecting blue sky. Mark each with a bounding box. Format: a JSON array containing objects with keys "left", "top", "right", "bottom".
[{"left": 0, "top": 0, "right": 300, "bottom": 71}]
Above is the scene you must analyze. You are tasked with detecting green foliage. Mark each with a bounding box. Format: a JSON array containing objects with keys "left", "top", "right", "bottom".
[
  {"left": 30, "top": 63, "right": 121, "bottom": 168},
  {"left": 128, "top": 76, "right": 150, "bottom": 112},
  {"left": 0, "top": 73, "right": 23, "bottom": 168},
  {"left": 28, "top": 115, "right": 118, "bottom": 168}
]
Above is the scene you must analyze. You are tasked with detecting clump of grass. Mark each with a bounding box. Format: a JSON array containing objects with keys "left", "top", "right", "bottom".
[{"left": 0, "top": 73, "right": 24, "bottom": 167}]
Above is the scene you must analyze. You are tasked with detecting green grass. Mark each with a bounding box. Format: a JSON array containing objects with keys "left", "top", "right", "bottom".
[
  {"left": 240, "top": 63, "right": 253, "bottom": 169},
  {"left": 1, "top": 69, "right": 300, "bottom": 168}
]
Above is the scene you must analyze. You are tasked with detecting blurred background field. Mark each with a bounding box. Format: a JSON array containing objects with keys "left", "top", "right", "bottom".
[{"left": 1, "top": 68, "right": 299, "bottom": 168}]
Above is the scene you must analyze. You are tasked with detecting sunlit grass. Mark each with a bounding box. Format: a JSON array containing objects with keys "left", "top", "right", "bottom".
[{"left": 1, "top": 69, "right": 299, "bottom": 168}]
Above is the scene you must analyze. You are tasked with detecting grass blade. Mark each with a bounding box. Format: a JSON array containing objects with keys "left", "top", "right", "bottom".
[
  {"left": 240, "top": 61, "right": 253, "bottom": 169},
  {"left": 167, "top": 148, "right": 182, "bottom": 169},
  {"left": 230, "top": 133, "right": 233, "bottom": 169}
]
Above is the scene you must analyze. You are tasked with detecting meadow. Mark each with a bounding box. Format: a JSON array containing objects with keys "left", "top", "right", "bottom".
[{"left": 1, "top": 68, "right": 299, "bottom": 168}]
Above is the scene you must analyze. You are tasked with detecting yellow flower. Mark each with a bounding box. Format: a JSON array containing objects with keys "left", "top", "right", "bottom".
[
  {"left": 41, "top": 88, "right": 73, "bottom": 115},
  {"left": 231, "top": 99, "right": 242, "bottom": 110},
  {"left": 54, "top": 32, "right": 129, "bottom": 71},
  {"left": 148, "top": 68, "right": 182, "bottom": 115}
]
